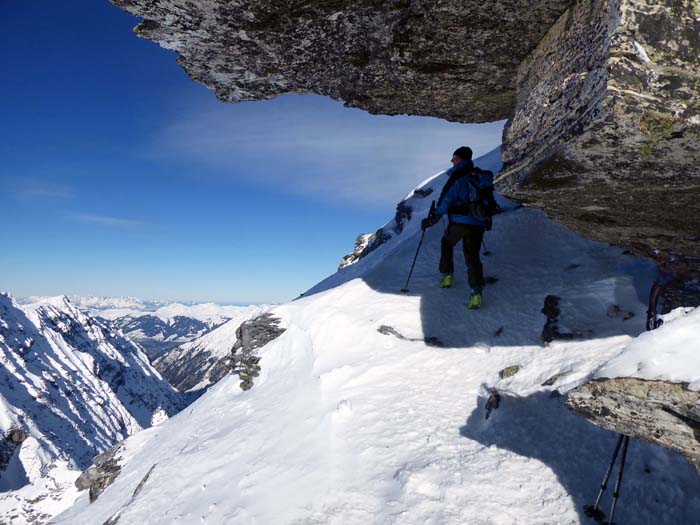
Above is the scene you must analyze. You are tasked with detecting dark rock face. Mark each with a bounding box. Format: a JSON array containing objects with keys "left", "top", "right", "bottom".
[
  {"left": 111, "top": 0, "right": 700, "bottom": 272},
  {"left": 500, "top": 0, "right": 700, "bottom": 274},
  {"left": 210, "top": 314, "right": 286, "bottom": 390},
  {"left": 75, "top": 444, "right": 124, "bottom": 503},
  {"left": 0, "top": 428, "right": 29, "bottom": 476},
  {"left": 566, "top": 378, "right": 700, "bottom": 470},
  {"left": 541, "top": 295, "right": 575, "bottom": 344},
  {"left": 111, "top": 0, "right": 571, "bottom": 122}
]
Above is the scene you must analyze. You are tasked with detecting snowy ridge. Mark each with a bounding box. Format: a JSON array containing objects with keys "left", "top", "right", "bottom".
[
  {"left": 57, "top": 151, "right": 700, "bottom": 524},
  {"left": 0, "top": 294, "right": 184, "bottom": 524}
]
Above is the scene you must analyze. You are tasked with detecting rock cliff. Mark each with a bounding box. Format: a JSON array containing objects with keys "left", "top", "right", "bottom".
[{"left": 111, "top": 0, "right": 699, "bottom": 273}]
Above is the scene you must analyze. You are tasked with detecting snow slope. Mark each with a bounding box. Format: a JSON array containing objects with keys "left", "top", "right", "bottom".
[
  {"left": 56, "top": 153, "right": 700, "bottom": 524},
  {"left": 153, "top": 304, "right": 271, "bottom": 392},
  {"left": 0, "top": 295, "right": 184, "bottom": 524}
]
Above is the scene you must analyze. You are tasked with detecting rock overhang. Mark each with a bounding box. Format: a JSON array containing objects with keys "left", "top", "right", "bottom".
[{"left": 111, "top": 0, "right": 700, "bottom": 274}]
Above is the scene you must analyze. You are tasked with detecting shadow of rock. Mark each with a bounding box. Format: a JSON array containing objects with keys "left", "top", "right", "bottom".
[{"left": 459, "top": 391, "right": 700, "bottom": 524}]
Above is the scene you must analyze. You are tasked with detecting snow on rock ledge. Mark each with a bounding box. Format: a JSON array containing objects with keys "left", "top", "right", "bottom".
[{"left": 566, "top": 307, "right": 700, "bottom": 469}]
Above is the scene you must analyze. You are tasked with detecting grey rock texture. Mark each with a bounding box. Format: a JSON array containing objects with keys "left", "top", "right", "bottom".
[
  {"left": 211, "top": 314, "right": 286, "bottom": 390},
  {"left": 499, "top": 365, "right": 521, "bottom": 379},
  {"left": 75, "top": 444, "right": 124, "bottom": 503},
  {"left": 110, "top": 0, "right": 571, "bottom": 122},
  {"left": 500, "top": 0, "right": 700, "bottom": 274},
  {"left": 566, "top": 378, "right": 700, "bottom": 469},
  {"left": 111, "top": 0, "right": 700, "bottom": 272},
  {"left": 339, "top": 200, "right": 412, "bottom": 270}
]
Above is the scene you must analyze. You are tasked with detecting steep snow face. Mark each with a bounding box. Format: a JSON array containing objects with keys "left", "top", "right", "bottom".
[
  {"left": 0, "top": 295, "right": 183, "bottom": 524},
  {"left": 56, "top": 152, "right": 700, "bottom": 524},
  {"left": 153, "top": 305, "right": 271, "bottom": 392}
]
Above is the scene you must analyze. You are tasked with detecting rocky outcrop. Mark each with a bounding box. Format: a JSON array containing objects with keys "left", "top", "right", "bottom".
[
  {"left": 0, "top": 428, "right": 29, "bottom": 475},
  {"left": 75, "top": 444, "right": 124, "bottom": 503},
  {"left": 209, "top": 314, "right": 286, "bottom": 390},
  {"left": 339, "top": 199, "right": 413, "bottom": 270},
  {"left": 566, "top": 378, "right": 700, "bottom": 469},
  {"left": 111, "top": 0, "right": 700, "bottom": 274},
  {"left": 500, "top": 0, "right": 700, "bottom": 275},
  {"left": 111, "top": 0, "right": 571, "bottom": 122}
]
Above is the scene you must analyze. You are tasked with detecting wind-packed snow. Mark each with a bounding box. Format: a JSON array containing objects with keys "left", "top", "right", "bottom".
[
  {"left": 596, "top": 307, "right": 700, "bottom": 390},
  {"left": 0, "top": 295, "right": 184, "bottom": 524},
  {"left": 56, "top": 150, "right": 700, "bottom": 524}
]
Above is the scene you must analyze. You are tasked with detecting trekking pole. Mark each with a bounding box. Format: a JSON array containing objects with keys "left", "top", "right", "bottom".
[
  {"left": 584, "top": 434, "right": 624, "bottom": 522},
  {"left": 401, "top": 201, "right": 435, "bottom": 293},
  {"left": 482, "top": 238, "right": 491, "bottom": 257},
  {"left": 607, "top": 436, "right": 630, "bottom": 525},
  {"left": 400, "top": 230, "right": 426, "bottom": 293}
]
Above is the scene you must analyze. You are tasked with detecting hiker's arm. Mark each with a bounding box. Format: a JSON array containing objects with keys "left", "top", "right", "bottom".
[{"left": 434, "top": 180, "right": 458, "bottom": 216}]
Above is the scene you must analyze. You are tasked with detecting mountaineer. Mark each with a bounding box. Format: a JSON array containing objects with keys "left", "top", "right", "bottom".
[{"left": 421, "top": 146, "right": 497, "bottom": 309}]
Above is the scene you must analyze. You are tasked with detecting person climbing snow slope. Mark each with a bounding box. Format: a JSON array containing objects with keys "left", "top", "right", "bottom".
[{"left": 421, "top": 146, "right": 495, "bottom": 309}]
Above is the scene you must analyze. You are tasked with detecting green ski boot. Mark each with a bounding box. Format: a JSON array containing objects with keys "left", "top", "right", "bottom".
[
  {"left": 467, "top": 291, "right": 482, "bottom": 310},
  {"left": 439, "top": 274, "right": 453, "bottom": 288}
]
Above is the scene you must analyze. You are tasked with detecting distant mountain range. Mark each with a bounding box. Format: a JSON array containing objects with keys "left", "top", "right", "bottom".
[
  {"left": 0, "top": 294, "right": 184, "bottom": 523},
  {"left": 22, "top": 296, "right": 269, "bottom": 360}
]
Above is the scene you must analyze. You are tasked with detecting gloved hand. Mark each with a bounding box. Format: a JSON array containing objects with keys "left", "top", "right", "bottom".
[{"left": 421, "top": 214, "right": 440, "bottom": 231}]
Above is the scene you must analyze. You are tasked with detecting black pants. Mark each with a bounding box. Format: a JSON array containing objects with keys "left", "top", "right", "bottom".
[{"left": 439, "top": 223, "right": 485, "bottom": 290}]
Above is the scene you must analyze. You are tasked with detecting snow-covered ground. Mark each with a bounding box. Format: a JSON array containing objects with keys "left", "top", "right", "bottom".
[
  {"left": 55, "top": 152, "right": 700, "bottom": 524},
  {"left": 0, "top": 295, "right": 183, "bottom": 524}
]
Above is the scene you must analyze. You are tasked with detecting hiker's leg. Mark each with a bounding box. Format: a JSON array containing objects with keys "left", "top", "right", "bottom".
[
  {"left": 463, "top": 226, "right": 485, "bottom": 290},
  {"left": 439, "top": 224, "right": 460, "bottom": 275}
]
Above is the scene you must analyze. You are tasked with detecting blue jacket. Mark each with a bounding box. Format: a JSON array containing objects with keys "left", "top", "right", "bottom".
[{"left": 435, "top": 161, "right": 493, "bottom": 228}]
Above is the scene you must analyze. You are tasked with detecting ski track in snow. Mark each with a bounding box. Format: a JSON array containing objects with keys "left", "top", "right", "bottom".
[{"left": 54, "top": 152, "right": 700, "bottom": 524}]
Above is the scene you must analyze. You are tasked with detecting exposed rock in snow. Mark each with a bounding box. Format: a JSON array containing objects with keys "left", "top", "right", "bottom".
[
  {"left": 111, "top": 0, "right": 700, "bottom": 274},
  {"left": 0, "top": 294, "right": 184, "bottom": 524},
  {"left": 74, "top": 444, "right": 124, "bottom": 503},
  {"left": 215, "top": 314, "right": 287, "bottom": 391},
  {"left": 153, "top": 305, "right": 270, "bottom": 392},
  {"left": 567, "top": 378, "right": 700, "bottom": 469},
  {"left": 566, "top": 306, "right": 700, "bottom": 469}
]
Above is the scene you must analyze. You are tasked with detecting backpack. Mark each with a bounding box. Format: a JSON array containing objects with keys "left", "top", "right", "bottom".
[
  {"left": 465, "top": 168, "right": 500, "bottom": 229},
  {"left": 442, "top": 166, "right": 501, "bottom": 229}
]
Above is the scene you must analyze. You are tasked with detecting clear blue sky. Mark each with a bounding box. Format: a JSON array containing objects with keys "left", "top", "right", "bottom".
[{"left": 1, "top": 0, "right": 504, "bottom": 304}]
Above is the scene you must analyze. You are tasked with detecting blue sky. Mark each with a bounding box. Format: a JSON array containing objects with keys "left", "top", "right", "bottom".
[{"left": 1, "top": 1, "right": 504, "bottom": 304}]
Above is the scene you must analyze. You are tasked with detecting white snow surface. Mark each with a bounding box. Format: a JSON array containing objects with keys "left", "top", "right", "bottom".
[
  {"left": 0, "top": 295, "right": 183, "bottom": 524},
  {"left": 596, "top": 306, "right": 700, "bottom": 390},
  {"left": 57, "top": 151, "right": 700, "bottom": 524}
]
